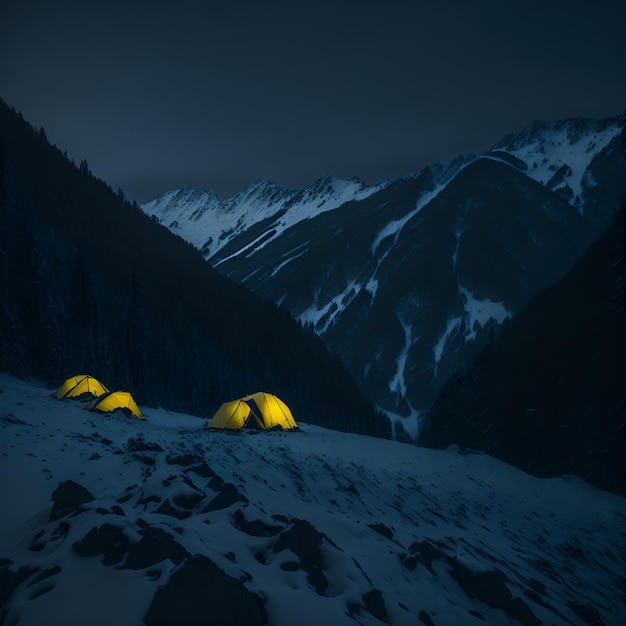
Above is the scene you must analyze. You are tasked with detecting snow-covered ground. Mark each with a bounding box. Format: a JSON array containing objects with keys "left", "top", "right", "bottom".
[{"left": 1, "top": 373, "right": 624, "bottom": 625}]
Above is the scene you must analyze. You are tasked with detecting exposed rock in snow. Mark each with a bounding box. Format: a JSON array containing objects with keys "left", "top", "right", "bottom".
[{"left": 0, "top": 373, "right": 624, "bottom": 625}]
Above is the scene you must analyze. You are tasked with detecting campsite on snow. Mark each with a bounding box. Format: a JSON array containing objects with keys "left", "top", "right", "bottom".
[
  {"left": 1, "top": 373, "right": 625, "bottom": 626},
  {"left": 0, "top": 93, "right": 625, "bottom": 625}
]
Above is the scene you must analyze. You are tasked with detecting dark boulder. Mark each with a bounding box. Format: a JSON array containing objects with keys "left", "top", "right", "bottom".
[
  {"left": 187, "top": 462, "right": 214, "bottom": 478},
  {"left": 173, "top": 493, "right": 203, "bottom": 511},
  {"left": 448, "top": 558, "right": 511, "bottom": 608},
  {"left": 505, "top": 597, "right": 541, "bottom": 626},
  {"left": 201, "top": 483, "right": 247, "bottom": 513},
  {"left": 50, "top": 480, "right": 95, "bottom": 521},
  {"left": 166, "top": 453, "right": 200, "bottom": 467},
  {"left": 145, "top": 555, "right": 266, "bottom": 626},
  {"left": 272, "top": 519, "right": 327, "bottom": 594},
  {"left": 362, "top": 588, "right": 387, "bottom": 622},
  {"left": 367, "top": 522, "right": 393, "bottom": 540},
  {"left": 126, "top": 437, "right": 164, "bottom": 453},
  {"left": 72, "top": 523, "right": 129, "bottom": 565},
  {"left": 232, "top": 509, "right": 284, "bottom": 537},
  {"left": 408, "top": 540, "right": 443, "bottom": 572},
  {"left": 123, "top": 527, "right": 189, "bottom": 570},
  {"left": 156, "top": 499, "right": 190, "bottom": 520},
  {"left": 0, "top": 564, "right": 39, "bottom": 608}
]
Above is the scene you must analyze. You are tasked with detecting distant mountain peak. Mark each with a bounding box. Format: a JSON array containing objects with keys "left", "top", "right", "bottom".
[{"left": 141, "top": 112, "right": 625, "bottom": 435}]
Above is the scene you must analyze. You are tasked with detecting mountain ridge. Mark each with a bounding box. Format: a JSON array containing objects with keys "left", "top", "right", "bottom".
[{"left": 142, "top": 112, "right": 625, "bottom": 436}]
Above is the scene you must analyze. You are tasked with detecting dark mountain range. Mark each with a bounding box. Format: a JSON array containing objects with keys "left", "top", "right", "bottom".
[
  {"left": 420, "top": 205, "right": 626, "bottom": 496},
  {"left": 0, "top": 99, "right": 389, "bottom": 437},
  {"left": 143, "top": 113, "right": 626, "bottom": 438}
]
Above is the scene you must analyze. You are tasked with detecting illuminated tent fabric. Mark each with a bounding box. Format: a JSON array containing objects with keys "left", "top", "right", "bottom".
[
  {"left": 86, "top": 391, "right": 145, "bottom": 420},
  {"left": 54, "top": 375, "right": 109, "bottom": 400},
  {"left": 206, "top": 392, "right": 297, "bottom": 430}
]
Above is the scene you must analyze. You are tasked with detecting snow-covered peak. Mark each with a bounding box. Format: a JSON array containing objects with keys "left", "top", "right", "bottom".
[
  {"left": 225, "top": 179, "right": 292, "bottom": 211},
  {"left": 489, "top": 114, "right": 625, "bottom": 208},
  {"left": 142, "top": 176, "right": 386, "bottom": 260},
  {"left": 142, "top": 185, "right": 220, "bottom": 221}
]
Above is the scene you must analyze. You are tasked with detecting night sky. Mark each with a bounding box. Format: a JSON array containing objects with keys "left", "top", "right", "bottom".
[{"left": 2, "top": 0, "right": 625, "bottom": 203}]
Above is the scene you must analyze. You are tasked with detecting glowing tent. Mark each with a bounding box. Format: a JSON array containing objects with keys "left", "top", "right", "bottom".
[
  {"left": 54, "top": 375, "right": 109, "bottom": 400},
  {"left": 86, "top": 391, "right": 145, "bottom": 420},
  {"left": 206, "top": 392, "right": 297, "bottom": 430}
]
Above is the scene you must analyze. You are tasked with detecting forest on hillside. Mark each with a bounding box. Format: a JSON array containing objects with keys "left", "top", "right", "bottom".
[
  {"left": 0, "top": 99, "right": 390, "bottom": 438},
  {"left": 421, "top": 204, "right": 626, "bottom": 496}
]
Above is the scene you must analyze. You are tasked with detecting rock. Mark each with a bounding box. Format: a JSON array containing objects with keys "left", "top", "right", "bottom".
[
  {"left": 2, "top": 414, "right": 25, "bottom": 425},
  {"left": 27, "top": 566, "right": 61, "bottom": 587},
  {"left": 135, "top": 455, "right": 156, "bottom": 466},
  {"left": 232, "top": 509, "right": 284, "bottom": 537},
  {"left": 72, "top": 524, "right": 130, "bottom": 565},
  {"left": 123, "top": 526, "right": 189, "bottom": 570},
  {"left": 418, "top": 609, "right": 436, "bottom": 625},
  {"left": 505, "top": 597, "right": 541, "bottom": 626},
  {"left": 126, "top": 437, "right": 163, "bottom": 453},
  {"left": 400, "top": 553, "right": 417, "bottom": 571},
  {"left": 273, "top": 519, "right": 327, "bottom": 594},
  {"left": 166, "top": 453, "right": 199, "bottom": 466},
  {"left": 138, "top": 494, "right": 162, "bottom": 506},
  {"left": 50, "top": 480, "right": 95, "bottom": 521},
  {"left": 29, "top": 583, "right": 55, "bottom": 600},
  {"left": 29, "top": 530, "right": 46, "bottom": 552},
  {"left": 0, "top": 565, "right": 40, "bottom": 607},
  {"left": 468, "top": 609, "right": 486, "bottom": 621},
  {"left": 208, "top": 474, "right": 225, "bottom": 491},
  {"left": 173, "top": 493, "right": 203, "bottom": 510},
  {"left": 156, "top": 499, "right": 190, "bottom": 520},
  {"left": 272, "top": 519, "right": 322, "bottom": 563},
  {"left": 367, "top": 522, "right": 393, "bottom": 540},
  {"left": 567, "top": 601, "right": 604, "bottom": 626},
  {"left": 30, "top": 521, "right": 69, "bottom": 552},
  {"left": 448, "top": 558, "right": 512, "bottom": 608},
  {"left": 188, "top": 462, "right": 214, "bottom": 478},
  {"left": 280, "top": 561, "right": 299, "bottom": 571},
  {"left": 145, "top": 555, "right": 266, "bottom": 626},
  {"left": 201, "top": 483, "right": 247, "bottom": 513},
  {"left": 408, "top": 540, "right": 443, "bottom": 572},
  {"left": 362, "top": 588, "right": 387, "bottom": 622}
]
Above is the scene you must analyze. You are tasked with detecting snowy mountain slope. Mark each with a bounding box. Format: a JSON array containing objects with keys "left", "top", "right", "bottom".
[
  {"left": 1, "top": 374, "right": 625, "bottom": 626},
  {"left": 489, "top": 114, "right": 625, "bottom": 209},
  {"left": 142, "top": 176, "right": 388, "bottom": 261},
  {"left": 141, "top": 114, "right": 626, "bottom": 436}
]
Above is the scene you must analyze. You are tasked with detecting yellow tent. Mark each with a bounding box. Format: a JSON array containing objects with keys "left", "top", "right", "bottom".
[
  {"left": 54, "top": 375, "right": 109, "bottom": 400},
  {"left": 86, "top": 391, "right": 145, "bottom": 420},
  {"left": 206, "top": 392, "right": 297, "bottom": 430}
]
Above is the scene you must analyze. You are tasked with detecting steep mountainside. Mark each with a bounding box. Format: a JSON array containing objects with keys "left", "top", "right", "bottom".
[
  {"left": 0, "top": 99, "right": 388, "bottom": 437},
  {"left": 420, "top": 206, "right": 626, "bottom": 497},
  {"left": 143, "top": 113, "right": 626, "bottom": 437}
]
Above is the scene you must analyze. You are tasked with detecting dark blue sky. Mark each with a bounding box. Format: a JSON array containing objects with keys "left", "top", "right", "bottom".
[{"left": 1, "top": 0, "right": 625, "bottom": 202}]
